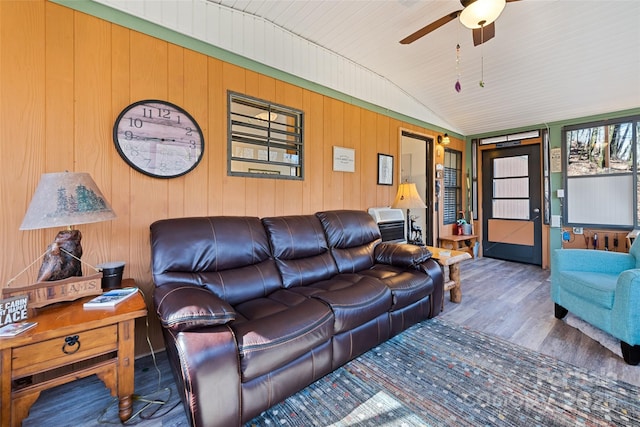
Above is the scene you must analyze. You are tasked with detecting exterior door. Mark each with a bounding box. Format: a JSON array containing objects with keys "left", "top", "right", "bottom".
[{"left": 481, "top": 145, "right": 542, "bottom": 265}]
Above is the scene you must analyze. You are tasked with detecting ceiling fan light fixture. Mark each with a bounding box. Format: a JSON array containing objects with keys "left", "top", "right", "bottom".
[{"left": 459, "top": 0, "right": 506, "bottom": 29}]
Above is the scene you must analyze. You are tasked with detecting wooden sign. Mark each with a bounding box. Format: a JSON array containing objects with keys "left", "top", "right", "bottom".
[
  {"left": 0, "top": 295, "right": 29, "bottom": 326},
  {"left": 2, "top": 273, "right": 102, "bottom": 313}
]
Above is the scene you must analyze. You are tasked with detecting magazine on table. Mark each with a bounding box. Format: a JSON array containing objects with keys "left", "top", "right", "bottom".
[
  {"left": 0, "top": 321, "right": 38, "bottom": 337},
  {"left": 83, "top": 287, "right": 139, "bottom": 309}
]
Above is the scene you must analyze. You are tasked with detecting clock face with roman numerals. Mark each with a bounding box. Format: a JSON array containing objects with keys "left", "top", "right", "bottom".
[{"left": 113, "top": 100, "right": 204, "bottom": 178}]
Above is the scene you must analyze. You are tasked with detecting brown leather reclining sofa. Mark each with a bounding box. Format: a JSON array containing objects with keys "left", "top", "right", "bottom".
[{"left": 150, "top": 209, "right": 444, "bottom": 426}]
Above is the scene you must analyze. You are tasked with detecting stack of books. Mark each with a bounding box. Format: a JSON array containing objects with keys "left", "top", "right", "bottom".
[{"left": 83, "top": 287, "right": 139, "bottom": 309}]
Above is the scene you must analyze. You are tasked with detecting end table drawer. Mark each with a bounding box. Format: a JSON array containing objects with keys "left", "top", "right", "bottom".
[{"left": 11, "top": 325, "right": 118, "bottom": 377}]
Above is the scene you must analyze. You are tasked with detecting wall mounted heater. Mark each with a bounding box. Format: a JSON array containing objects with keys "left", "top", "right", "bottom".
[{"left": 368, "top": 207, "right": 406, "bottom": 243}]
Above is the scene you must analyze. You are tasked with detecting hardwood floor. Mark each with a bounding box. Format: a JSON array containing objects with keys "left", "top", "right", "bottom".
[
  {"left": 439, "top": 256, "right": 640, "bottom": 387},
  {"left": 20, "top": 256, "right": 640, "bottom": 426}
]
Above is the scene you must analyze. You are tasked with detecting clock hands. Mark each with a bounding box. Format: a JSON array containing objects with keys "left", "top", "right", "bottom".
[{"left": 143, "top": 136, "right": 176, "bottom": 142}]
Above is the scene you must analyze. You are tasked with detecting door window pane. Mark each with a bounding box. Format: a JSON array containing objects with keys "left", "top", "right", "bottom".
[
  {"left": 493, "top": 177, "right": 529, "bottom": 198},
  {"left": 494, "top": 155, "right": 528, "bottom": 178},
  {"left": 492, "top": 199, "right": 530, "bottom": 220}
]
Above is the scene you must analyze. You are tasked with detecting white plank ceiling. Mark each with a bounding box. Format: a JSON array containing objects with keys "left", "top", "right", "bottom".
[{"left": 96, "top": 0, "right": 640, "bottom": 136}]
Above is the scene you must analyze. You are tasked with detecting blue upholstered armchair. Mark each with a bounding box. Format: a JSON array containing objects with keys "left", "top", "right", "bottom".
[{"left": 551, "top": 237, "right": 640, "bottom": 365}]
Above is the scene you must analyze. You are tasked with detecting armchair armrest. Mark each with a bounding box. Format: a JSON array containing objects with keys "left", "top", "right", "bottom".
[
  {"left": 374, "top": 242, "right": 432, "bottom": 267},
  {"left": 553, "top": 248, "right": 635, "bottom": 275},
  {"left": 154, "top": 283, "right": 236, "bottom": 332},
  {"left": 611, "top": 269, "right": 640, "bottom": 345}
]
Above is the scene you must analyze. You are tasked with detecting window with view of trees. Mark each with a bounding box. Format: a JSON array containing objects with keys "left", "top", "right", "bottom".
[
  {"left": 563, "top": 116, "right": 639, "bottom": 228},
  {"left": 443, "top": 148, "right": 462, "bottom": 225}
]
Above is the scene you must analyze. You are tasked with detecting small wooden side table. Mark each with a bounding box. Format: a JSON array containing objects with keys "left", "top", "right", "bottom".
[
  {"left": 428, "top": 246, "right": 472, "bottom": 305},
  {"left": 0, "top": 279, "right": 147, "bottom": 427},
  {"left": 438, "top": 234, "right": 478, "bottom": 258}
]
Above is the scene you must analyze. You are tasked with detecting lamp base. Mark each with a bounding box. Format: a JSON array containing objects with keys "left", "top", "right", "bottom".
[
  {"left": 36, "top": 229, "right": 83, "bottom": 282},
  {"left": 408, "top": 213, "right": 425, "bottom": 247}
]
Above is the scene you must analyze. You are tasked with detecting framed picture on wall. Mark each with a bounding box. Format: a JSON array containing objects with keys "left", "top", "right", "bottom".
[
  {"left": 377, "top": 153, "right": 394, "bottom": 185},
  {"left": 333, "top": 146, "right": 356, "bottom": 172}
]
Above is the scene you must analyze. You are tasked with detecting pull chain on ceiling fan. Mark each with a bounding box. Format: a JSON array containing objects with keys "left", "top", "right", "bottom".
[{"left": 479, "top": 25, "right": 485, "bottom": 87}]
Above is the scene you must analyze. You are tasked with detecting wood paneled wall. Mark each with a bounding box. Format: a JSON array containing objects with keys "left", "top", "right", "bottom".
[{"left": 0, "top": 1, "right": 439, "bottom": 350}]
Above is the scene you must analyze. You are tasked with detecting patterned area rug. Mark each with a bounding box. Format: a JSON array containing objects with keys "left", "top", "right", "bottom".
[{"left": 248, "top": 319, "right": 640, "bottom": 426}]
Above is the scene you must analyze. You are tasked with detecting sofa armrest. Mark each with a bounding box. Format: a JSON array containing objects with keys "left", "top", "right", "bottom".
[
  {"left": 553, "top": 248, "right": 635, "bottom": 275},
  {"left": 154, "top": 283, "right": 236, "bottom": 332},
  {"left": 374, "top": 242, "right": 432, "bottom": 267},
  {"left": 164, "top": 324, "right": 242, "bottom": 426},
  {"left": 417, "top": 258, "right": 444, "bottom": 318}
]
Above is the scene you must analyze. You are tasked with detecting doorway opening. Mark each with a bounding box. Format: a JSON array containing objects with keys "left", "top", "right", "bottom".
[{"left": 400, "top": 131, "right": 435, "bottom": 246}]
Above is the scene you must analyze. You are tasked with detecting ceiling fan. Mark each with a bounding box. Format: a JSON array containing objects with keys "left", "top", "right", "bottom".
[{"left": 400, "top": 0, "right": 521, "bottom": 46}]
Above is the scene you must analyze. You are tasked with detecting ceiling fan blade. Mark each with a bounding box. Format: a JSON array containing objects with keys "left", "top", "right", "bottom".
[
  {"left": 472, "top": 22, "right": 495, "bottom": 46},
  {"left": 400, "top": 10, "right": 462, "bottom": 44}
]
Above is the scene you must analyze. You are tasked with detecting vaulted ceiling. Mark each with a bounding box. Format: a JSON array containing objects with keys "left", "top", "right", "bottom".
[
  {"left": 97, "top": 0, "right": 640, "bottom": 136},
  {"left": 207, "top": 0, "right": 639, "bottom": 135}
]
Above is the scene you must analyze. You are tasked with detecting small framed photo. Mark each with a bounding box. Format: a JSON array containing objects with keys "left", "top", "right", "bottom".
[
  {"left": 333, "top": 146, "right": 356, "bottom": 172},
  {"left": 377, "top": 153, "right": 394, "bottom": 185}
]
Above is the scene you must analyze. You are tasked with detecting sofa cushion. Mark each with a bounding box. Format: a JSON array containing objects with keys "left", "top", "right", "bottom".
[
  {"left": 556, "top": 271, "right": 618, "bottom": 309},
  {"left": 151, "top": 216, "right": 282, "bottom": 305},
  {"left": 359, "top": 265, "right": 434, "bottom": 310},
  {"left": 316, "top": 210, "right": 382, "bottom": 273},
  {"left": 231, "top": 289, "right": 334, "bottom": 382},
  {"left": 262, "top": 215, "right": 339, "bottom": 288},
  {"left": 292, "top": 274, "right": 392, "bottom": 333}
]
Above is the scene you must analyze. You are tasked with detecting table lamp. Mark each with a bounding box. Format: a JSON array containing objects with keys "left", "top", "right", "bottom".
[
  {"left": 20, "top": 172, "right": 116, "bottom": 282},
  {"left": 391, "top": 182, "right": 427, "bottom": 245}
]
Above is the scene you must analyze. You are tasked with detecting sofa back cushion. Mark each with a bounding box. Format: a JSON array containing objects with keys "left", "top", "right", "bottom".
[
  {"left": 316, "top": 210, "right": 382, "bottom": 273},
  {"left": 150, "top": 216, "right": 282, "bottom": 305},
  {"left": 262, "top": 215, "right": 338, "bottom": 288}
]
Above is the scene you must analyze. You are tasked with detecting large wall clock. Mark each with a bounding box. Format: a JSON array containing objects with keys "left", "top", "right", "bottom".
[{"left": 113, "top": 100, "right": 205, "bottom": 178}]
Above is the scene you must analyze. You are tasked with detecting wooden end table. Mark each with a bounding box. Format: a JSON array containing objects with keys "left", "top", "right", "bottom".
[
  {"left": 427, "top": 246, "right": 472, "bottom": 305},
  {"left": 438, "top": 234, "right": 478, "bottom": 258},
  {"left": 0, "top": 279, "right": 147, "bottom": 427}
]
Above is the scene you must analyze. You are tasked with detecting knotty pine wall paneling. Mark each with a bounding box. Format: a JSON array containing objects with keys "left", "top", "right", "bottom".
[
  {"left": 324, "top": 97, "right": 345, "bottom": 211},
  {"left": 74, "top": 13, "right": 113, "bottom": 273},
  {"left": 2, "top": 1, "right": 47, "bottom": 287},
  {"left": 206, "top": 57, "right": 226, "bottom": 216},
  {"left": 376, "top": 115, "right": 392, "bottom": 205},
  {"left": 0, "top": 1, "right": 443, "bottom": 352},
  {"left": 303, "top": 90, "right": 326, "bottom": 214},
  {"left": 221, "top": 62, "right": 248, "bottom": 217},
  {"left": 343, "top": 103, "right": 362, "bottom": 210},
  {"left": 360, "top": 109, "right": 379, "bottom": 210},
  {"left": 110, "top": 24, "right": 135, "bottom": 281}
]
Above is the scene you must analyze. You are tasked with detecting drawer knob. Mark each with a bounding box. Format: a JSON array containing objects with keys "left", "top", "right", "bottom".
[{"left": 62, "top": 335, "right": 81, "bottom": 354}]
